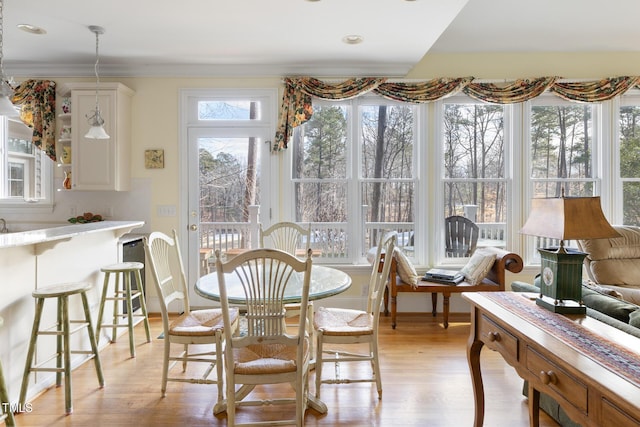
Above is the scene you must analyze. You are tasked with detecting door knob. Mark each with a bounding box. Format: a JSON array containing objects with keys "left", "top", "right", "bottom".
[{"left": 189, "top": 224, "right": 198, "bottom": 231}]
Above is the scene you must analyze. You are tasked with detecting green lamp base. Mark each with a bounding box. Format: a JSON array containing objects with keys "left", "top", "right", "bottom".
[{"left": 536, "top": 295, "right": 587, "bottom": 314}]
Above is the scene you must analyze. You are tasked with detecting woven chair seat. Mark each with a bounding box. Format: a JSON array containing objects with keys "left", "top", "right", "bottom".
[
  {"left": 233, "top": 339, "right": 309, "bottom": 375},
  {"left": 314, "top": 306, "right": 374, "bottom": 336},
  {"left": 170, "top": 308, "right": 238, "bottom": 337}
]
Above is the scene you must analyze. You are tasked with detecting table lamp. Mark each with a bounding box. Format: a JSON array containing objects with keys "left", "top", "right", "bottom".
[{"left": 519, "top": 194, "right": 621, "bottom": 314}]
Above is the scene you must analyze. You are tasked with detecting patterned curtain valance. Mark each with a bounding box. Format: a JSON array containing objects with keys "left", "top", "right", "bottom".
[
  {"left": 274, "top": 75, "right": 640, "bottom": 152},
  {"left": 550, "top": 76, "right": 640, "bottom": 102},
  {"left": 274, "top": 77, "right": 386, "bottom": 151},
  {"left": 373, "top": 77, "right": 473, "bottom": 103},
  {"left": 11, "top": 79, "right": 57, "bottom": 161},
  {"left": 463, "top": 77, "right": 558, "bottom": 104}
]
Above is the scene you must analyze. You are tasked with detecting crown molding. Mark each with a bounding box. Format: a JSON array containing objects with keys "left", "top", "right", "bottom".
[{"left": 5, "top": 61, "right": 414, "bottom": 79}]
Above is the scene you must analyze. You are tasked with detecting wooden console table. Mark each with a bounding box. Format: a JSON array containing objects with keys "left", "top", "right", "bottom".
[
  {"left": 464, "top": 291, "right": 640, "bottom": 427},
  {"left": 383, "top": 248, "right": 523, "bottom": 328}
]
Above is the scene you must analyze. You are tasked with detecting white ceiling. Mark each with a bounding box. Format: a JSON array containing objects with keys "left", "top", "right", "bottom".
[{"left": 3, "top": 0, "right": 640, "bottom": 78}]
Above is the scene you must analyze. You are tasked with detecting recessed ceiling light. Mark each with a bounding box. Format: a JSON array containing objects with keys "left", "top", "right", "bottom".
[
  {"left": 17, "top": 24, "right": 46, "bottom": 35},
  {"left": 342, "top": 34, "right": 363, "bottom": 45}
]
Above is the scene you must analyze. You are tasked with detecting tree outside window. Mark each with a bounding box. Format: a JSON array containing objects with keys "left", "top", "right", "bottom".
[
  {"left": 619, "top": 105, "right": 640, "bottom": 226},
  {"left": 292, "top": 99, "right": 416, "bottom": 262}
]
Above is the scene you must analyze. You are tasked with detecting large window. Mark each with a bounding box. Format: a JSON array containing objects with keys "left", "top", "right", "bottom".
[
  {"left": 524, "top": 97, "right": 600, "bottom": 257},
  {"left": 441, "top": 101, "right": 507, "bottom": 257},
  {"left": 195, "top": 87, "right": 635, "bottom": 269},
  {"left": 529, "top": 99, "right": 597, "bottom": 198},
  {"left": 290, "top": 97, "right": 418, "bottom": 263}
]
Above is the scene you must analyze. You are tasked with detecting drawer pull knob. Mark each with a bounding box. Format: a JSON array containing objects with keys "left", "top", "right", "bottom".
[
  {"left": 539, "top": 371, "right": 557, "bottom": 385},
  {"left": 487, "top": 332, "right": 500, "bottom": 342}
]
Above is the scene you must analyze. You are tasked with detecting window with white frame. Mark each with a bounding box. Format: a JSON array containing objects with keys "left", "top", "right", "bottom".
[
  {"left": 524, "top": 96, "right": 600, "bottom": 260},
  {"left": 290, "top": 96, "right": 419, "bottom": 263},
  {"left": 439, "top": 99, "right": 508, "bottom": 262},
  {"left": 618, "top": 94, "right": 640, "bottom": 226},
  {"left": 0, "top": 117, "right": 53, "bottom": 209},
  {"left": 198, "top": 87, "right": 637, "bottom": 269}
]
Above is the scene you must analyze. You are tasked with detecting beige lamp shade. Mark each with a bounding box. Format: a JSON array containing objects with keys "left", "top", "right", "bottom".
[{"left": 520, "top": 196, "right": 621, "bottom": 241}]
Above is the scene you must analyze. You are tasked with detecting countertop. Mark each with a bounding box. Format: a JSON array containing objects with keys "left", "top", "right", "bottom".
[{"left": 0, "top": 220, "right": 145, "bottom": 249}]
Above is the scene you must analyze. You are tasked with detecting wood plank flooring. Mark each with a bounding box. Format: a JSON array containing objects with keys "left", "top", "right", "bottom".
[{"left": 12, "top": 312, "right": 559, "bottom": 427}]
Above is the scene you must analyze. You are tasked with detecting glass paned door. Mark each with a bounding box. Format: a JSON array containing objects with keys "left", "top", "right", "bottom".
[
  {"left": 187, "top": 127, "right": 267, "bottom": 276},
  {"left": 181, "top": 89, "right": 276, "bottom": 299}
]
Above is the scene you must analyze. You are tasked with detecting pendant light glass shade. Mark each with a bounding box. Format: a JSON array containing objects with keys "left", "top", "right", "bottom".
[
  {"left": 0, "top": 0, "right": 16, "bottom": 117},
  {"left": 85, "top": 25, "right": 109, "bottom": 139}
]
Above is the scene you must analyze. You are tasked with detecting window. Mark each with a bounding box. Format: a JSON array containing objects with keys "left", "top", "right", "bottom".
[
  {"left": 618, "top": 94, "right": 640, "bottom": 226},
  {"left": 0, "top": 117, "right": 53, "bottom": 211},
  {"left": 524, "top": 97, "right": 599, "bottom": 258},
  {"left": 196, "top": 100, "right": 264, "bottom": 223},
  {"left": 182, "top": 88, "right": 275, "bottom": 271},
  {"left": 290, "top": 96, "right": 419, "bottom": 263},
  {"left": 440, "top": 100, "right": 507, "bottom": 260},
  {"left": 198, "top": 87, "right": 632, "bottom": 269},
  {"left": 529, "top": 98, "right": 597, "bottom": 199}
]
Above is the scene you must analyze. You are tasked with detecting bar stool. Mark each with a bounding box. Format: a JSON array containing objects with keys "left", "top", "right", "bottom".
[
  {"left": 96, "top": 262, "right": 151, "bottom": 358},
  {"left": 19, "top": 282, "right": 104, "bottom": 415},
  {"left": 0, "top": 317, "right": 16, "bottom": 426}
]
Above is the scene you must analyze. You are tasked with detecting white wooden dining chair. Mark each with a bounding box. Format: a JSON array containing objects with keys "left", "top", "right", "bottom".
[
  {"left": 259, "top": 221, "right": 313, "bottom": 347},
  {"left": 313, "top": 231, "right": 396, "bottom": 400},
  {"left": 215, "top": 248, "right": 313, "bottom": 427},
  {"left": 144, "top": 230, "right": 239, "bottom": 411},
  {"left": 259, "top": 221, "right": 311, "bottom": 256}
]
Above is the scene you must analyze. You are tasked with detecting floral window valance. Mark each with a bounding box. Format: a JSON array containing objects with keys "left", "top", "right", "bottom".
[
  {"left": 273, "top": 75, "right": 640, "bottom": 152},
  {"left": 11, "top": 79, "right": 57, "bottom": 161}
]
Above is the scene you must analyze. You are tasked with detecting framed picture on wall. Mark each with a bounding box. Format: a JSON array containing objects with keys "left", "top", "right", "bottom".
[{"left": 145, "top": 149, "right": 164, "bottom": 169}]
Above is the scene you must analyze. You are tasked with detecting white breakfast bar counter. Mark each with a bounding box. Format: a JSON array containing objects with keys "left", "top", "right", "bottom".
[{"left": 0, "top": 220, "right": 144, "bottom": 406}]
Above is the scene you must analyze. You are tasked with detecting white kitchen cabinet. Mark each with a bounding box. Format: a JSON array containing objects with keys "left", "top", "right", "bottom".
[{"left": 59, "top": 82, "right": 134, "bottom": 191}]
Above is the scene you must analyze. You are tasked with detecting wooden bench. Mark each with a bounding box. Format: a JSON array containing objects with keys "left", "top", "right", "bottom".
[{"left": 383, "top": 247, "right": 523, "bottom": 329}]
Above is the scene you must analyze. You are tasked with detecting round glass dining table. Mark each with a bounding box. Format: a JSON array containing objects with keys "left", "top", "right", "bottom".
[
  {"left": 194, "top": 264, "right": 352, "bottom": 415},
  {"left": 194, "top": 264, "right": 352, "bottom": 304}
]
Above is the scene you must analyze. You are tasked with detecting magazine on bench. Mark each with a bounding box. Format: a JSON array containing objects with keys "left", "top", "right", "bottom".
[{"left": 422, "top": 268, "right": 464, "bottom": 285}]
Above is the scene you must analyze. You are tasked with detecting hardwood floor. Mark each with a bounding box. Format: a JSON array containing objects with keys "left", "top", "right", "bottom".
[{"left": 13, "top": 312, "right": 559, "bottom": 427}]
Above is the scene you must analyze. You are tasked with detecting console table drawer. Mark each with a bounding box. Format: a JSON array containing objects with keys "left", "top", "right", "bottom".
[
  {"left": 601, "top": 398, "right": 640, "bottom": 427},
  {"left": 527, "top": 347, "right": 588, "bottom": 413},
  {"left": 478, "top": 314, "right": 518, "bottom": 361}
]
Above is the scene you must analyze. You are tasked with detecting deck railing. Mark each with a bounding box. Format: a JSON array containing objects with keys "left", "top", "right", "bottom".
[{"left": 198, "top": 207, "right": 520, "bottom": 261}]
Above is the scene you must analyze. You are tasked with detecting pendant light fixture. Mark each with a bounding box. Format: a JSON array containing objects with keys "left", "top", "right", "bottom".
[
  {"left": 0, "top": 0, "right": 17, "bottom": 116},
  {"left": 85, "top": 25, "right": 109, "bottom": 139}
]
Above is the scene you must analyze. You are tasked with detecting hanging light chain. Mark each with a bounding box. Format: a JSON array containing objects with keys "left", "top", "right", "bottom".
[{"left": 92, "top": 26, "right": 103, "bottom": 115}]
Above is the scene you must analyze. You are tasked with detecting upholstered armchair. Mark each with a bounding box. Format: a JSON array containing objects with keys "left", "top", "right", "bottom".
[{"left": 578, "top": 225, "right": 640, "bottom": 305}]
